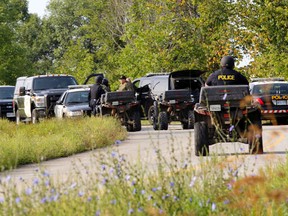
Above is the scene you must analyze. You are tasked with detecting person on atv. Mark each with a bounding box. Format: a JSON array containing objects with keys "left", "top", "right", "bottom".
[
  {"left": 102, "top": 78, "right": 111, "bottom": 92},
  {"left": 89, "top": 75, "right": 105, "bottom": 116},
  {"left": 205, "top": 56, "right": 249, "bottom": 86},
  {"left": 118, "top": 75, "right": 134, "bottom": 91}
]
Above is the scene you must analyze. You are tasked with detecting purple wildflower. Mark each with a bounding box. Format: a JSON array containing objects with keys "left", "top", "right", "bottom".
[
  {"left": 95, "top": 210, "right": 100, "bottom": 216},
  {"left": 33, "top": 178, "right": 39, "bottom": 185},
  {"left": 15, "top": 197, "right": 21, "bottom": 204},
  {"left": 102, "top": 178, "right": 108, "bottom": 185},
  {"left": 114, "top": 140, "right": 122, "bottom": 145},
  {"left": 224, "top": 199, "right": 230, "bottom": 204},
  {"left": 110, "top": 199, "right": 117, "bottom": 205},
  {"left": 128, "top": 208, "right": 134, "bottom": 215},
  {"left": 125, "top": 175, "right": 131, "bottom": 181},
  {"left": 141, "top": 190, "right": 146, "bottom": 195},
  {"left": 212, "top": 203, "right": 216, "bottom": 211},
  {"left": 70, "top": 182, "right": 77, "bottom": 189},
  {"left": 78, "top": 191, "right": 85, "bottom": 197},
  {"left": 111, "top": 151, "right": 117, "bottom": 157},
  {"left": 42, "top": 170, "right": 50, "bottom": 177},
  {"left": 189, "top": 176, "right": 197, "bottom": 187},
  {"left": 25, "top": 188, "right": 32, "bottom": 195},
  {"left": 101, "top": 164, "right": 106, "bottom": 171},
  {"left": 170, "top": 182, "right": 175, "bottom": 188},
  {"left": 138, "top": 207, "right": 144, "bottom": 212},
  {"left": 0, "top": 197, "right": 4, "bottom": 203},
  {"left": 6, "top": 175, "right": 11, "bottom": 182},
  {"left": 152, "top": 187, "right": 157, "bottom": 192}
]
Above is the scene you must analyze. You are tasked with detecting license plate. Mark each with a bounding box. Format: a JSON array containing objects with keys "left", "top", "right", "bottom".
[
  {"left": 6, "top": 113, "right": 15, "bottom": 118},
  {"left": 277, "top": 100, "right": 287, "bottom": 105},
  {"left": 112, "top": 101, "right": 119, "bottom": 106},
  {"left": 169, "top": 100, "right": 176, "bottom": 104},
  {"left": 210, "top": 104, "right": 221, "bottom": 111}
]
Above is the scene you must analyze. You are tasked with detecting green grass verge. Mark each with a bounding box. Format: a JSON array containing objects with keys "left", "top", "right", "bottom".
[{"left": 0, "top": 117, "right": 126, "bottom": 171}]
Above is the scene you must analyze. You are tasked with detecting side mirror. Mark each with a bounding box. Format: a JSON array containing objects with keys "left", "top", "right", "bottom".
[{"left": 19, "top": 86, "right": 26, "bottom": 96}]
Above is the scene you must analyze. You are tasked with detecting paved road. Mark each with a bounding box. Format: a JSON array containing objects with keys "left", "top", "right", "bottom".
[{"left": 1, "top": 124, "right": 288, "bottom": 188}]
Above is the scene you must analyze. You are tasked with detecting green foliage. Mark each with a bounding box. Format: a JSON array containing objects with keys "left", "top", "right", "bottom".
[{"left": 0, "top": 118, "right": 126, "bottom": 171}]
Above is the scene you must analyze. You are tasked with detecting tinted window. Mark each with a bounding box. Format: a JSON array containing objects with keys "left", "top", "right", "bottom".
[
  {"left": 252, "top": 83, "right": 288, "bottom": 95},
  {"left": 33, "top": 77, "right": 77, "bottom": 91},
  {"left": 0, "top": 87, "right": 14, "bottom": 99},
  {"left": 172, "top": 78, "right": 202, "bottom": 91},
  {"left": 65, "top": 91, "right": 89, "bottom": 104}
]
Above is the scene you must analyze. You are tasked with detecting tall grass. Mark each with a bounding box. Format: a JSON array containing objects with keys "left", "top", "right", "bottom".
[
  {"left": 0, "top": 137, "right": 287, "bottom": 215},
  {"left": 0, "top": 118, "right": 126, "bottom": 171}
]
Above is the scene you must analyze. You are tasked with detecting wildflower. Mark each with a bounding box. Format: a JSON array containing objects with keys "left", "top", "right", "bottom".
[
  {"left": 15, "top": 197, "right": 21, "bottom": 204},
  {"left": 6, "top": 175, "right": 11, "bottom": 182},
  {"left": 19, "top": 176, "right": 24, "bottom": 181},
  {"left": 239, "top": 147, "right": 244, "bottom": 152},
  {"left": 125, "top": 175, "right": 131, "bottom": 181},
  {"left": 173, "top": 196, "right": 179, "bottom": 201},
  {"left": 0, "top": 197, "right": 4, "bottom": 203},
  {"left": 141, "top": 190, "right": 145, "bottom": 195},
  {"left": 78, "top": 191, "right": 85, "bottom": 197},
  {"left": 50, "top": 194, "right": 59, "bottom": 202},
  {"left": 159, "top": 209, "right": 164, "bottom": 214},
  {"left": 147, "top": 195, "right": 153, "bottom": 201},
  {"left": 45, "top": 180, "right": 50, "bottom": 186},
  {"left": 189, "top": 197, "right": 193, "bottom": 203},
  {"left": 212, "top": 203, "right": 216, "bottom": 211},
  {"left": 109, "top": 167, "right": 114, "bottom": 174},
  {"left": 95, "top": 210, "right": 100, "bottom": 216},
  {"left": 41, "top": 197, "right": 47, "bottom": 204},
  {"left": 133, "top": 189, "right": 137, "bottom": 195},
  {"left": 138, "top": 207, "right": 144, "bottom": 212},
  {"left": 182, "top": 161, "right": 188, "bottom": 169},
  {"left": 101, "top": 164, "right": 106, "bottom": 171},
  {"left": 128, "top": 208, "right": 134, "bottom": 215},
  {"left": 42, "top": 170, "right": 50, "bottom": 177},
  {"left": 33, "top": 178, "right": 39, "bottom": 185},
  {"left": 131, "top": 181, "right": 136, "bottom": 186},
  {"left": 189, "top": 176, "right": 197, "bottom": 187},
  {"left": 223, "top": 199, "right": 230, "bottom": 204},
  {"left": 162, "top": 194, "right": 170, "bottom": 200},
  {"left": 227, "top": 183, "right": 232, "bottom": 190},
  {"left": 87, "top": 197, "right": 92, "bottom": 202},
  {"left": 25, "top": 188, "right": 32, "bottom": 195},
  {"left": 111, "top": 151, "right": 117, "bottom": 157},
  {"left": 152, "top": 188, "right": 158, "bottom": 192},
  {"left": 115, "top": 140, "right": 122, "bottom": 145},
  {"left": 102, "top": 178, "right": 108, "bottom": 185},
  {"left": 70, "top": 182, "right": 77, "bottom": 189},
  {"left": 229, "top": 125, "right": 235, "bottom": 132},
  {"left": 170, "top": 182, "right": 175, "bottom": 188},
  {"left": 110, "top": 199, "right": 117, "bottom": 205}
]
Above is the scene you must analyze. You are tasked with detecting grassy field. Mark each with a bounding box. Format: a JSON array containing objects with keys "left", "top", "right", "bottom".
[
  {"left": 0, "top": 117, "right": 126, "bottom": 171},
  {"left": 0, "top": 118, "right": 287, "bottom": 215}
]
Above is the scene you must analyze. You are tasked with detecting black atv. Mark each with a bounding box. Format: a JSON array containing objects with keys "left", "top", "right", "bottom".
[
  {"left": 194, "top": 85, "right": 264, "bottom": 156},
  {"left": 100, "top": 91, "right": 141, "bottom": 132},
  {"left": 152, "top": 89, "right": 197, "bottom": 130}
]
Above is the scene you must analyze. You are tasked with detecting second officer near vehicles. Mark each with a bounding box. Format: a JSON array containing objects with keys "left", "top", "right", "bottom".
[{"left": 89, "top": 75, "right": 105, "bottom": 116}]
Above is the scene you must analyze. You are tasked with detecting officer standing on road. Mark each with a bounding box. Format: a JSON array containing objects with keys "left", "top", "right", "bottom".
[
  {"left": 89, "top": 75, "right": 105, "bottom": 116},
  {"left": 118, "top": 75, "right": 134, "bottom": 91},
  {"left": 205, "top": 56, "right": 249, "bottom": 86}
]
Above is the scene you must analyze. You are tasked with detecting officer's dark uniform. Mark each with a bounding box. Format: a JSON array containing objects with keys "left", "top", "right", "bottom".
[
  {"left": 89, "top": 76, "right": 105, "bottom": 115},
  {"left": 205, "top": 56, "right": 249, "bottom": 86}
]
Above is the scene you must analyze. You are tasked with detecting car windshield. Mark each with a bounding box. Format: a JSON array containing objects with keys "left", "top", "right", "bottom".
[
  {"left": 252, "top": 83, "right": 288, "bottom": 95},
  {"left": 33, "top": 77, "right": 77, "bottom": 91},
  {"left": 0, "top": 87, "right": 14, "bottom": 99},
  {"left": 65, "top": 91, "right": 89, "bottom": 104}
]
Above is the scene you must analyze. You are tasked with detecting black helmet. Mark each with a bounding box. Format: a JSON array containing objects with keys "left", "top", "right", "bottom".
[
  {"left": 102, "top": 78, "right": 109, "bottom": 86},
  {"left": 220, "top": 56, "right": 235, "bottom": 69},
  {"left": 95, "top": 75, "right": 103, "bottom": 84}
]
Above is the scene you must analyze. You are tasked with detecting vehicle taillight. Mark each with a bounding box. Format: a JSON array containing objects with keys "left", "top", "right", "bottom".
[{"left": 255, "top": 98, "right": 264, "bottom": 106}]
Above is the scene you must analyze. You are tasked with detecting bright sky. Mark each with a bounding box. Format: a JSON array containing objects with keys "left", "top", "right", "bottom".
[{"left": 28, "top": 0, "right": 50, "bottom": 17}]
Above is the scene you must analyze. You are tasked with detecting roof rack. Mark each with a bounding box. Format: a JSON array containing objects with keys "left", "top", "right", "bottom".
[
  {"left": 145, "top": 73, "right": 169, "bottom": 77},
  {"left": 68, "top": 85, "right": 91, "bottom": 89},
  {"left": 251, "top": 77, "right": 285, "bottom": 82}
]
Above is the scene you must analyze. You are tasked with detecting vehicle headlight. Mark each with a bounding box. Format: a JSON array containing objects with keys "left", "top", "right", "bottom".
[
  {"left": 66, "top": 110, "right": 83, "bottom": 117},
  {"left": 34, "top": 96, "right": 45, "bottom": 107}
]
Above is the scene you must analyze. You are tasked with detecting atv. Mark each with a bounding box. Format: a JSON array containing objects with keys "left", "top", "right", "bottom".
[
  {"left": 99, "top": 91, "right": 141, "bottom": 132},
  {"left": 194, "top": 85, "right": 264, "bottom": 156}
]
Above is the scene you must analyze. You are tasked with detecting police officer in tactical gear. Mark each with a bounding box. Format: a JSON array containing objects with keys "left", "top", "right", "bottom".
[
  {"left": 205, "top": 56, "right": 249, "bottom": 86},
  {"left": 118, "top": 75, "right": 134, "bottom": 91},
  {"left": 89, "top": 75, "right": 105, "bottom": 116},
  {"left": 102, "top": 78, "right": 111, "bottom": 92}
]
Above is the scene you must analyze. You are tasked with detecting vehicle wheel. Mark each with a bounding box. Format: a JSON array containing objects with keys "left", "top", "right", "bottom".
[
  {"left": 159, "top": 111, "right": 168, "bottom": 130},
  {"left": 194, "top": 121, "right": 209, "bottom": 156},
  {"left": 16, "top": 110, "right": 21, "bottom": 125},
  {"left": 187, "top": 110, "right": 195, "bottom": 129},
  {"left": 132, "top": 111, "right": 141, "bottom": 131},
  {"left": 31, "top": 109, "right": 39, "bottom": 124},
  {"left": 248, "top": 111, "right": 264, "bottom": 154},
  {"left": 147, "top": 106, "right": 154, "bottom": 125},
  {"left": 153, "top": 102, "right": 159, "bottom": 130},
  {"left": 126, "top": 124, "right": 133, "bottom": 132}
]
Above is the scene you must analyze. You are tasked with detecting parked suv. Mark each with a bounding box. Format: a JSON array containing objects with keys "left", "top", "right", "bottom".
[
  {"left": 0, "top": 86, "right": 15, "bottom": 120},
  {"left": 249, "top": 78, "right": 288, "bottom": 125},
  {"left": 13, "top": 74, "right": 78, "bottom": 124}
]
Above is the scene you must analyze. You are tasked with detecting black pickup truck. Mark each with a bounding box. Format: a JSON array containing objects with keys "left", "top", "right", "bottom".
[{"left": 0, "top": 86, "right": 15, "bottom": 120}]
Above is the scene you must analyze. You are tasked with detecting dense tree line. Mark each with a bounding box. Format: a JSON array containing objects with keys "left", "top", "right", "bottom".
[{"left": 0, "top": 0, "right": 287, "bottom": 87}]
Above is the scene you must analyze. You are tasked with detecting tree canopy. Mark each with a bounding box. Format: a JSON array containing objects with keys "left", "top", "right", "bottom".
[{"left": 0, "top": 0, "right": 287, "bottom": 86}]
